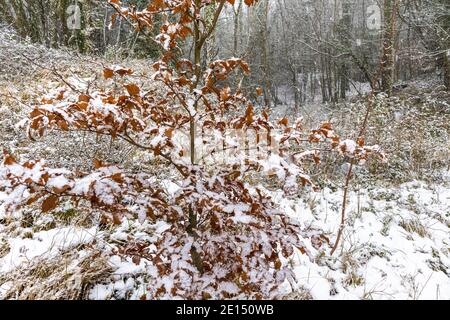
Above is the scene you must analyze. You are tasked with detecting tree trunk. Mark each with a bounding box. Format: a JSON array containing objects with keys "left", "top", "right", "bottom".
[
  {"left": 261, "top": 0, "right": 271, "bottom": 107},
  {"left": 443, "top": 52, "right": 450, "bottom": 91},
  {"left": 380, "top": 0, "right": 399, "bottom": 95}
]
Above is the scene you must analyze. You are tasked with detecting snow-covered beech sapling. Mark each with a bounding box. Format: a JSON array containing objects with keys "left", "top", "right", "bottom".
[{"left": 0, "top": 0, "right": 384, "bottom": 299}]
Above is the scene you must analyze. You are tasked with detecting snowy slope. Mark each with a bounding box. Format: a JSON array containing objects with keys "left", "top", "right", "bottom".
[{"left": 277, "top": 179, "right": 450, "bottom": 300}]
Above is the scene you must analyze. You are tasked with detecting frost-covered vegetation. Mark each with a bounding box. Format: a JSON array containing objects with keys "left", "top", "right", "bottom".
[{"left": 0, "top": 0, "right": 449, "bottom": 300}]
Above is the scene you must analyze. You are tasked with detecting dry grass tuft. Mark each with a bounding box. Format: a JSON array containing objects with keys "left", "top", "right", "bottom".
[
  {"left": 282, "top": 287, "right": 314, "bottom": 300},
  {"left": 0, "top": 249, "right": 112, "bottom": 300},
  {"left": 399, "top": 219, "right": 429, "bottom": 238}
]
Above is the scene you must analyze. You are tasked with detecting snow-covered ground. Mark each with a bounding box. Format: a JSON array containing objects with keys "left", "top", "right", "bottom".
[{"left": 1, "top": 178, "right": 448, "bottom": 300}]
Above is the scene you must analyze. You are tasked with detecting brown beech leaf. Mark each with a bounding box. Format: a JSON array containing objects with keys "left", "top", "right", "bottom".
[
  {"left": 59, "top": 120, "right": 69, "bottom": 131},
  {"left": 132, "top": 255, "right": 141, "bottom": 265},
  {"left": 56, "top": 90, "right": 65, "bottom": 100},
  {"left": 29, "top": 109, "right": 42, "bottom": 118},
  {"left": 321, "top": 121, "right": 332, "bottom": 130},
  {"left": 103, "top": 68, "right": 114, "bottom": 79},
  {"left": 110, "top": 173, "right": 123, "bottom": 183},
  {"left": 297, "top": 246, "right": 306, "bottom": 255},
  {"left": 279, "top": 118, "right": 289, "bottom": 126},
  {"left": 78, "top": 94, "right": 91, "bottom": 103},
  {"left": 112, "top": 213, "right": 122, "bottom": 225},
  {"left": 52, "top": 185, "right": 71, "bottom": 194},
  {"left": 93, "top": 159, "right": 104, "bottom": 169},
  {"left": 115, "top": 67, "right": 133, "bottom": 77},
  {"left": 245, "top": 105, "right": 254, "bottom": 126},
  {"left": 124, "top": 84, "right": 140, "bottom": 96},
  {"left": 3, "top": 151, "right": 15, "bottom": 165},
  {"left": 240, "top": 61, "right": 250, "bottom": 74},
  {"left": 42, "top": 195, "right": 59, "bottom": 213},
  {"left": 165, "top": 128, "right": 174, "bottom": 139},
  {"left": 26, "top": 194, "right": 43, "bottom": 205},
  {"left": 357, "top": 137, "right": 365, "bottom": 147},
  {"left": 41, "top": 172, "right": 49, "bottom": 183},
  {"left": 274, "top": 259, "right": 282, "bottom": 270}
]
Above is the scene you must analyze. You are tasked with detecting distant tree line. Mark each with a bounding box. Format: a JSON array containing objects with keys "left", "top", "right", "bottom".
[{"left": 211, "top": 0, "right": 449, "bottom": 107}]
